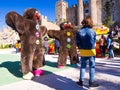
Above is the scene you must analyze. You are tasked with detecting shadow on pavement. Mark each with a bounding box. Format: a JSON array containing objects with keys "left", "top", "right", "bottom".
[
  {"left": 0, "top": 61, "right": 22, "bottom": 77},
  {"left": 45, "top": 59, "right": 79, "bottom": 68},
  {"left": 96, "top": 78, "right": 120, "bottom": 90},
  {"left": 32, "top": 73, "right": 87, "bottom": 90},
  {"left": 95, "top": 60, "right": 120, "bottom": 77},
  {"left": 45, "top": 61, "right": 57, "bottom": 68}
]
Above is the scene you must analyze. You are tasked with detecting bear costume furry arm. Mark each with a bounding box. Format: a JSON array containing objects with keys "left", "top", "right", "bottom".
[
  {"left": 73, "top": 29, "right": 78, "bottom": 35},
  {"left": 40, "top": 26, "right": 47, "bottom": 36},
  {"left": 47, "top": 30, "right": 60, "bottom": 40},
  {"left": 5, "top": 11, "right": 24, "bottom": 35}
]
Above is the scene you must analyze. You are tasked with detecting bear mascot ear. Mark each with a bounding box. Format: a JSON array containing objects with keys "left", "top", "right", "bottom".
[
  {"left": 23, "top": 8, "right": 37, "bottom": 20},
  {"left": 5, "top": 11, "right": 24, "bottom": 35}
]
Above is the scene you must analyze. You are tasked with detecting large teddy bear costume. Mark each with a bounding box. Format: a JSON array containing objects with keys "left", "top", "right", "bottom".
[
  {"left": 5, "top": 8, "right": 47, "bottom": 79},
  {"left": 48, "top": 22, "right": 79, "bottom": 68}
]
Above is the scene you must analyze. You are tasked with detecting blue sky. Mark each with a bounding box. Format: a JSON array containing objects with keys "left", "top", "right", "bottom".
[{"left": 0, "top": 0, "right": 87, "bottom": 31}]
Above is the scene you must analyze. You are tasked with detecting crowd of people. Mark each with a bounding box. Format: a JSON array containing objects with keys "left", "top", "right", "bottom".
[{"left": 43, "top": 37, "right": 60, "bottom": 55}]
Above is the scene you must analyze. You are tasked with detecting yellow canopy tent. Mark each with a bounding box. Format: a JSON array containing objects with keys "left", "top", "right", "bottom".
[{"left": 93, "top": 25, "right": 109, "bottom": 35}]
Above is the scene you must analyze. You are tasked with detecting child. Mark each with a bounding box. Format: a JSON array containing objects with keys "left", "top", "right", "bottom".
[{"left": 44, "top": 37, "right": 49, "bottom": 54}]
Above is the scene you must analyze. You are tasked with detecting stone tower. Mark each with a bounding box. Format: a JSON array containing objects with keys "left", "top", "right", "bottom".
[
  {"left": 56, "top": 0, "right": 68, "bottom": 25},
  {"left": 78, "top": 0, "right": 84, "bottom": 25},
  {"left": 89, "top": 0, "right": 97, "bottom": 25},
  {"left": 77, "top": 0, "right": 99, "bottom": 25},
  {"left": 66, "top": 5, "right": 78, "bottom": 25},
  {"left": 96, "top": 0, "right": 102, "bottom": 25}
]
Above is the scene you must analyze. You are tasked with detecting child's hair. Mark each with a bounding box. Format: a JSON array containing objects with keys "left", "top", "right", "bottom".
[
  {"left": 81, "top": 16, "right": 94, "bottom": 28},
  {"left": 44, "top": 36, "right": 48, "bottom": 41}
]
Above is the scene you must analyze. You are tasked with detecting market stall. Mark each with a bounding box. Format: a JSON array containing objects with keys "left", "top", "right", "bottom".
[{"left": 93, "top": 25, "right": 109, "bottom": 58}]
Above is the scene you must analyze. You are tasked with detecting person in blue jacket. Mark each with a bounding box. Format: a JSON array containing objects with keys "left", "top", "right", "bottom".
[
  {"left": 54, "top": 39, "right": 60, "bottom": 54},
  {"left": 106, "top": 34, "right": 114, "bottom": 59},
  {"left": 76, "top": 16, "right": 99, "bottom": 88}
]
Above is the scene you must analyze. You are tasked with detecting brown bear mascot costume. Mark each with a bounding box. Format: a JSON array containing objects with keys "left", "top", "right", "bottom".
[
  {"left": 48, "top": 22, "right": 79, "bottom": 68},
  {"left": 5, "top": 8, "right": 47, "bottom": 79}
]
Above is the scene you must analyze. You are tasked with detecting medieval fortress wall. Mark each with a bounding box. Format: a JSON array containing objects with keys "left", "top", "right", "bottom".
[
  {"left": 41, "top": 15, "right": 60, "bottom": 30},
  {"left": 56, "top": 0, "right": 120, "bottom": 26}
]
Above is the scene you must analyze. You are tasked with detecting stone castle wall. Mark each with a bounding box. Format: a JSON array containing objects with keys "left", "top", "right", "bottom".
[{"left": 41, "top": 15, "right": 60, "bottom": 30}]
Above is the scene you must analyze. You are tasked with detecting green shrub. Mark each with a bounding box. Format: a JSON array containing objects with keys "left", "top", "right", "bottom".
[
  {"left": 0, "top": 44, "right": 10, "bottom": 49},
  {"left": 0, "top": 44, "right": 3, "bottom": 49},
  {"left": 113, "top": 47, "right": 119, "bottom": 55},
  {"left": 4, "top": 44, "right": 10, "bottom": 48}
]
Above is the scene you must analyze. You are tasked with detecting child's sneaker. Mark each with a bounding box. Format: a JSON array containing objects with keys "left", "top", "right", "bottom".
[
  {"left": 76, "top": 81, "right": 83, "bottom": 87},
  {"left": 89, "top": 82, "right": 99, "bottom": 88}
]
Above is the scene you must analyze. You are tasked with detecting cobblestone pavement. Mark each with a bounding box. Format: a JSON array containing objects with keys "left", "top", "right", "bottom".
[{"left": 0, "top": 48, "right": 120, "bottom": 90}]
